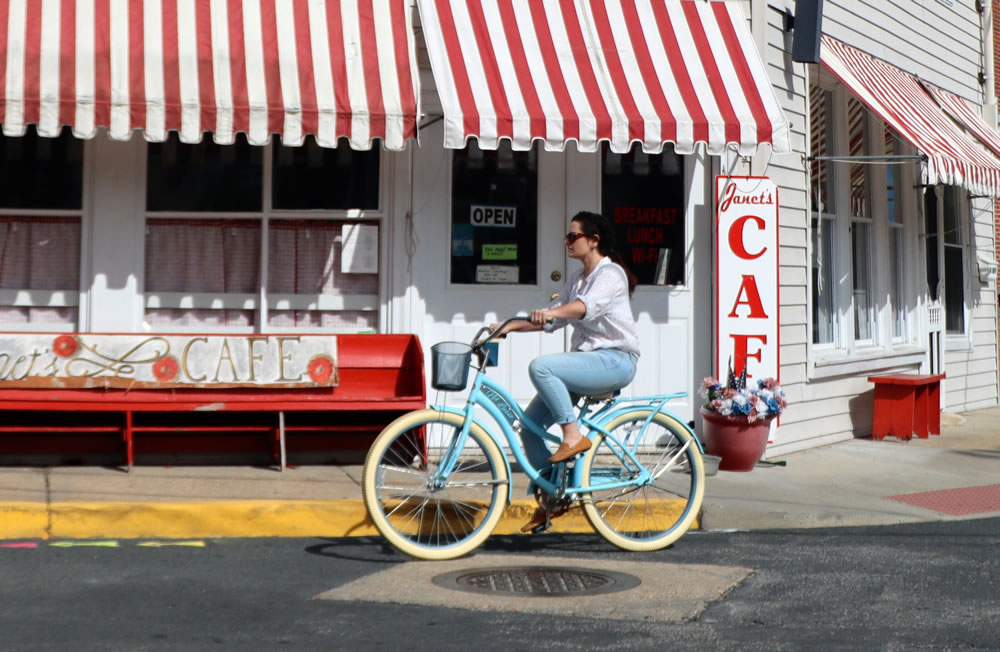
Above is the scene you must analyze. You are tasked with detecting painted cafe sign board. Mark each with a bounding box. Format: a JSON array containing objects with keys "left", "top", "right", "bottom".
[
  {"left": 715, "top": 176, "right": 779, "bottom": 383},
  {"left": 0, "top": 334, "right": 338, "bottom": 389}
]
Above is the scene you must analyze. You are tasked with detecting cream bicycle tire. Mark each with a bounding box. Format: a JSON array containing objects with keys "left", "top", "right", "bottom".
[
  {"left": 362, "top": 409, "right": 509, "bottom": 560},
  {"left": 580, "top": 409, "right": 705, "bottom": 552}
]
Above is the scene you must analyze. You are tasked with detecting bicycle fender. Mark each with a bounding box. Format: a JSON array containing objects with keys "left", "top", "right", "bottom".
[
  {"left": 432, "top": 405, "right": 514, "bottom": 503},
  {"left": 593, "top": 406, "right": 706, "bottom": 454}
]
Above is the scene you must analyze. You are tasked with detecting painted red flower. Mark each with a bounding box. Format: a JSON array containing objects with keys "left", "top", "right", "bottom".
[
  {"left": 152, "top": 355, "right": 180, "bottom": 382},
  {"left": 52, "top": 335, "right": 79, "bottom": 358},
  {"left": 307, "top": 356, "right": 334, "bottom": 384}
]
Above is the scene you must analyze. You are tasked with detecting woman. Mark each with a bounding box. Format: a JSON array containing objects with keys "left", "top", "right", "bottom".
[{"left": 494, "top": 211, "right": 640, "bottom": 533}]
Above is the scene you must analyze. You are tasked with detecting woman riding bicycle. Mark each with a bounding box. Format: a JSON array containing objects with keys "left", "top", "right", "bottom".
[{"left": 493, "top": 210, "right": 640, "bottom": 533}]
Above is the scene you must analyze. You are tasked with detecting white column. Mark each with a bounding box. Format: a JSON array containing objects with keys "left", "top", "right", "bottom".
[{"left": 83, "top": 133, "right": 146, "bottom": 332}]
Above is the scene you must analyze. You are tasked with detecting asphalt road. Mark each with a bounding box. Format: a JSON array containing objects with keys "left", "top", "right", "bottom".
[{"left": 2, "top": 519, "right": 999, "bottom": 651}]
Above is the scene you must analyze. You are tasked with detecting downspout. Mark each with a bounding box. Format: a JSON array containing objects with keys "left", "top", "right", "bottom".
[{"left": 984, "top": 1, "right": 996, "bottom": 127}]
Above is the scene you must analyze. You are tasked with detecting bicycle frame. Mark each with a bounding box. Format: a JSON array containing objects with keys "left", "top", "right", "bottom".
[{"left": 431, "top": 357, "right": 703, "bottom": 503}]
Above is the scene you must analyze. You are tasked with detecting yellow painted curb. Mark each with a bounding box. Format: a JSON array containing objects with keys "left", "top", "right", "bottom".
[
  {"left": 0, "top": 498, "right": 699, "bottom": 540},
  {"left": 0, "top": 502, "right": 50, "bottom": 539}
]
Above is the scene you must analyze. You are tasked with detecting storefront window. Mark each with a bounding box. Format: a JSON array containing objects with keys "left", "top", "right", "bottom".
[
  {"left": 847, "top": 97, "right": 874, "bottom": 342},
  {"left": 810, "top": 82, "right": 919, "bottom": 357},
  {"left": 601, "top": 143, "right": 684, "bottom": 286},
  {"left": 267, "top": 219, "right": 378, "bottom": 330},
  {"left": 924, "top": 185, "right": 966, "bottom": 335},
  {"left": 450, "top": 141, "right": 538, "bottom": 285},
  {"left": 886, "top": 129, "right": 906, "bottom": 340},
  {"left": 147, "top": 133, "right": 263, "bottom": 212},
  {"left": 811, "top": 87, "right": 837, "bottom": 345},
  {"left": 272, "top": 137, "right": 379, "bottom": 210},
  {"left": 942, "top": 187, "right": 965, "bottom": 334},
  {"left": 0, "top": 127, "right": 82, "bottom": 210},
  {"left": 0, "top": 128, "right": 82, "bottom": 329},
  {"left": 145, "top": 138, "right": 383, "bottom": 332},
  {"left": 144, "top": 219, "right": 260, "bottom": 327}
]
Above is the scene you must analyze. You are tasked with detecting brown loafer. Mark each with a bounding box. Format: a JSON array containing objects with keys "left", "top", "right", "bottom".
[
  {"left": 548, "top": 437, "right": 592, "bottom": 464},
  {"left": 519, "top": 506, "right": 569, "bottom": 534},
  {"left": 520, "top": 507, "right": 549, "bottom": 533}
]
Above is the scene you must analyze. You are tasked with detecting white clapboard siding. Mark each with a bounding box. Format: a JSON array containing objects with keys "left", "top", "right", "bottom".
[
  {"left": 822, "top": 1, "right": 982, "bottom": 101},
  {"left": 762, "top": 0, "right": 997, "bottom": 455},
  {"left": 771, "top": 0, "right": 810, "bottom": 455}
]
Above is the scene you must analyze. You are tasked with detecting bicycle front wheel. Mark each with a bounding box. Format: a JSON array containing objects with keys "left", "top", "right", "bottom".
[
  {"left": 362, "top": 409, "right": 509, "bottom": 560},
  {"left": 580, "top": 410, "right": 705, "bottom": 552}
]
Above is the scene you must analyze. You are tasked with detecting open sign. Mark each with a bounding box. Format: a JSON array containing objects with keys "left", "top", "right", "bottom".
[{"left": 470, "top": 205, "right": 516, "bottom": 227}]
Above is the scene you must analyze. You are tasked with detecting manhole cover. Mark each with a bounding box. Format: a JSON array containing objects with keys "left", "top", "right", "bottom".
[{"left": 432, "top": 566, "right": 641, "bottom": 597}]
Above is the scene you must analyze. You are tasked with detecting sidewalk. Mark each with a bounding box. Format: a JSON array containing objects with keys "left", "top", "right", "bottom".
[{"left": 2, "top": 405, "right": 999, "bottom": 540}]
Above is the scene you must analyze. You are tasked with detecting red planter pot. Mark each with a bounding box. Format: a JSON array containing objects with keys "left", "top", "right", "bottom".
[{"left": 700, "top": 407, "right": 773, "bottom": 472}]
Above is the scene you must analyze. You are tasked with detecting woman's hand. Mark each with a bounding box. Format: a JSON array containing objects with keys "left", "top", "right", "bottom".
[{"left": 530, "top": 309, "right": 551, "bottom": 326}]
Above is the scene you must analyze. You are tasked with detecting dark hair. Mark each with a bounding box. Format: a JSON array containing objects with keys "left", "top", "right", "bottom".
[{"left": 571, "top": 211, "right": 638, "bottom": 297}]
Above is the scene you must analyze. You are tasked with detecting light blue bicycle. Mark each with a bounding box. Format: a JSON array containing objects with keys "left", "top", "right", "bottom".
[{"left": 362, "top": 316, "right": 707, "bottom": 560}]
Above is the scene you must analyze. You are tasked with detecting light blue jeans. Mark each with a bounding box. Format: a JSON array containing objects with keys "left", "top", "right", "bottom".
[{"left": 521, "top": 348, "right": 638, "bottom": 472}]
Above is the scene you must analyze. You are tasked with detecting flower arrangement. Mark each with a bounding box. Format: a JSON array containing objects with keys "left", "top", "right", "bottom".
[{"left": 700, "top": 363, "right": 787, "bottom": 422}]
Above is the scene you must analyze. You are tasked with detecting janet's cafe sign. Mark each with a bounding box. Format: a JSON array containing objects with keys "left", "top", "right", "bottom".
[{"left": 715, "top": 177, "right": 779, "bottom": 383}]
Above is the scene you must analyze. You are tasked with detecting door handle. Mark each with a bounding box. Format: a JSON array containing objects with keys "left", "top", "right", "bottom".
[{"left": 550, "top": 270, "right": 562, "bottom": 282}]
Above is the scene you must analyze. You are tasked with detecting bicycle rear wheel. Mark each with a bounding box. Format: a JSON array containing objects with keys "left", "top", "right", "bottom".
[
  {"left": 580, "top": 410, "right": 704, "bottom": 552},
  {"left": 362, "top": 409, "right": 509, "bottom": 560}
]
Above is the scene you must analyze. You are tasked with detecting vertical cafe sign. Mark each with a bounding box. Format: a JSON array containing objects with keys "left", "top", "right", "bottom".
[{"left": 715, "top": 177, "right": 779, "bottom": 383}]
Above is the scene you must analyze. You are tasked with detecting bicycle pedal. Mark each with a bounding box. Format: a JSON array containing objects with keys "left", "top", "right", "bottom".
[{"left": 531, "top": 519, "right": 553, "bottom": 535}]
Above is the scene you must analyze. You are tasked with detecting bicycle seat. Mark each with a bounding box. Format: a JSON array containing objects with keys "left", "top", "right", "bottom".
[{"left": 582, "top": 389, "right": 620, "bottom": 401}]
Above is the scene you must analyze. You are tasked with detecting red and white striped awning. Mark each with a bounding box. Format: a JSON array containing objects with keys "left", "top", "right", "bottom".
[
  {"left": 820, "top": 36, "right": 1000, "bottom": 197},
  {"left": 924, "top": 83, "right": 1000, "bottom": 160},
  {"left": 416, "top": 0, "right": 790, "bottom": 156},
  {"left": 0, "top": 0, "right": 420, "bottom": 151}
]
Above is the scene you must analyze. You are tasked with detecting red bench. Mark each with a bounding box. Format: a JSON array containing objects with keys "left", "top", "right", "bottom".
[
  {"left": 0, "top": 334, "right": 425, "bottom": 470},
  {"left": 867, "top": 373, "right": 945, "bottom": 441}
]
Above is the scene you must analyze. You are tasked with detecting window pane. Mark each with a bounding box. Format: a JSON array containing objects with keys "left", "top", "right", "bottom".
[
  {"left": 147, "top": 133, "right": 262, "bottom": 212},
  {"left": 0, "top": 217, "right": 80, "bottom": 326},
  {"left": 847, "top": 97, "right": 870, "bottom": 218},
  {"left": 944, "top": 245, "right": 964, "bottom": 333},
  {"left": 889, "top": 228, "right": 905, "bottom": 338},
  {"left": 0, "top": 128, "right": 83, "bottom": 209},
  {"left": 602, "top": 143, "right": 685, "bottom": 285},
  {"left": 852, "top": 221, "right": 873, "bottom": 340},
  {"left": 144, "top": 219, "right": 260, "bottom": 327},
  {"left": 885, "top": 129, "right": 901, "bottom": 225},
  {"left": 810, "top": 86, "right": 835, "bottom": 214},
  {"left": 811, "top": 216, "right": 835, "bottom": 344},
  {"left": 272, "top": 137, "right": 379, "bottom": 210},
  {"left": 266, "top": 219, "right": 378, "bottom": 331},
  {"left": 924, "top": 189, "right": 939, "bottom": 301},
  {"left": 942, "top": 186, "right": 960, "bottom": 245},
  {"left": 450, "top": 141, "right": 538, "bottom": 285}
]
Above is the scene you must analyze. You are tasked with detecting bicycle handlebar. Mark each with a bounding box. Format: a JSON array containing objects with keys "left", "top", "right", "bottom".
[{"left": 472, "top": 314, "right": 529, "bottom": 350}]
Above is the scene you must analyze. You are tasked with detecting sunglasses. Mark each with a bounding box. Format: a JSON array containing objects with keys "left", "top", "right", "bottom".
[{"left": 564, "top": 232, "right": 589, "bottom": 244}]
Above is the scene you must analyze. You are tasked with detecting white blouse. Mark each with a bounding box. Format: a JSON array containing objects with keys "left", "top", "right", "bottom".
[{"left": 546, "top": 256, "right": 640, "bottom": 356}]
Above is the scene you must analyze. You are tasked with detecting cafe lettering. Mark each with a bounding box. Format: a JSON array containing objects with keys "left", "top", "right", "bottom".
[
  {"left": 0, "top": 334, "right": 339, "bottom": 389},
  {"left": 715, "top": 177, "right": 779, "bottom": 382}
]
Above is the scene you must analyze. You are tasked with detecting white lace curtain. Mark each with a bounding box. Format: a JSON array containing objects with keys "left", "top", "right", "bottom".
[
  {"left": 0, "top": 218, "right": 80, "bottom": 326},
  {"left": 145, "top": 219, "right": 377, "bottom": 330},
  {"left": 267, "top": 220, "right": 376, "bottom": 329},
  {"left": 144, "top": 219, "right": 260, "bottom": 327}
]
